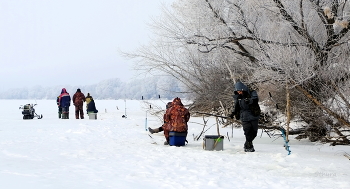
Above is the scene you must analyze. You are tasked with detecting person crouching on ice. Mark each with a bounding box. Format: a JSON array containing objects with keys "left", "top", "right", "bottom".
[
  {"left": 148, "top": 102, "right": 172, "bottom": 144},
  {"left": 163, "top": 97, "right": 190, "bottom": 145}
]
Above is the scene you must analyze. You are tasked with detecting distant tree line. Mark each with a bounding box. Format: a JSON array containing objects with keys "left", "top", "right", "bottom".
[{"left": 0, "top": 76, "right": 186, "bottom": 100}]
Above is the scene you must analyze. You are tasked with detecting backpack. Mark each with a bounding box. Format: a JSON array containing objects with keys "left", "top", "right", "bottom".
[{"left": 248, "top": 89, "right": 261, "bottom": 117}]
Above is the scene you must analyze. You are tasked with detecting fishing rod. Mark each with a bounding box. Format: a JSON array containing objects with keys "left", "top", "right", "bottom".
[{"left": 194, "top": 112, "right": 229, "bottom": 119}]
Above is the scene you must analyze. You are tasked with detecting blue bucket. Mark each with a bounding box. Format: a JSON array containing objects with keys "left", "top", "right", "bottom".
[{"left": 169, "top": 132, "right": 187, "bottom": 146}]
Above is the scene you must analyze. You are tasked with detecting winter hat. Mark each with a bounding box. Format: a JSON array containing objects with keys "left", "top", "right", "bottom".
[
  {"left": 172, "top": 97, "right": 183, "bottom": 106},
  {"left": 234, "top": 81, "right": 248, "bottom": 92},
  {"left": 61, "top": 88, "right": 68, "bottom": 94},
  {"left": 77, "top": 88, "right": 81, "bottom": 92},
  {"left": 166, "top": 102, "right": 172, "bottom": 109}
]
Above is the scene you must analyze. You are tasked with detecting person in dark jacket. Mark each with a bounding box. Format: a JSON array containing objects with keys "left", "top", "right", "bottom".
[
  {"left": 87, "top": 98, "right": 98, "bottom": 114},
  {"left": 73, "top": 88, "right": 86, "bottom": 119},
  {"left": 85, "top": 93, "right": 93, "bottom": 114},
  {"left": 58, "top": 88, "right": 71, "bottom": 119},
  {"left": 230, "top": 81, "right": 260, "bottom": 152}
]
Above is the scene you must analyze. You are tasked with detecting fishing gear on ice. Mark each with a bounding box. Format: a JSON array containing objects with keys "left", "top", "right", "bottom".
[{"left": 19, "top": 104, "right": 43, "bottom": 119}]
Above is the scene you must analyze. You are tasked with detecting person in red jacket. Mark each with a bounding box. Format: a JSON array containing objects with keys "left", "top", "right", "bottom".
[
  {"left": 72, "top": 88, "right": 86, "bottom": 119},
  {"left": 58, "top": 88, "right": 71, "bottom": 119}
]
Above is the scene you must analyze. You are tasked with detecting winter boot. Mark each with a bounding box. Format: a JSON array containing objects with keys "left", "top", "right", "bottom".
[
  {"left": 148, "top": 127, "right": 160, "bottom": 134},
  {"left": 164, "top": 137, "right": 170, "bottom": 145},
  {"left": 244, "top": 141, "right": 255, "bottom": 152},
  {"left": 62, "top": 113, "right": 68, "bottom": 119}
]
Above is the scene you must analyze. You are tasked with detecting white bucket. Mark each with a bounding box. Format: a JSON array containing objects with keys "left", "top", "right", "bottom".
[{"left": 88, "top": 113, "right": 97, "bottom": 120}]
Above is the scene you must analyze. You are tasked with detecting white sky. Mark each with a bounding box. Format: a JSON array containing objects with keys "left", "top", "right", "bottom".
[{"left": 0, "top": 0, "right": 172, "bottom": 91}]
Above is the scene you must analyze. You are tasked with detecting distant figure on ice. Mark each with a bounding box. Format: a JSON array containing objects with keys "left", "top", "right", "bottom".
[
  {"left": 163, "top": 97, "right": 190, "bottom": 145},
  {"left": 85, "top": 93, "right": 93, "bottom": 114},
  {"left": 148, "top": 101, "right": 172, "bottom": 136},
  {"left": 58, "top": 88, "right": 71, "bottom": 119},
  {"left": 73, "top": 88, "right": 86, "bottom": 119},
  {"left": 230, "top": 81, "right": 260, "bottom": 152},
  {"left": 56, "top": 95, "right": 62, "bottom": 118},
  {"left": 87, "top": 98, "right": 98, "bottom": 114}
]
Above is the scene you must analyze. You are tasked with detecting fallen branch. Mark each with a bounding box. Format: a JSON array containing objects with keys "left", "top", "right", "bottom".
[{"left": 295, "top": 85, "right": 350, "bottom": 128}]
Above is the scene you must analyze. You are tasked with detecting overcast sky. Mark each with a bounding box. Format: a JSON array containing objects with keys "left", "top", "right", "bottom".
[{"left": 0, "top": 0, "right": 173, "bottom": 91}]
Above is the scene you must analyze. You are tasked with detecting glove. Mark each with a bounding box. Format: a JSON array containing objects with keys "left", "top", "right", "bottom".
[
  {"left": 231, "top": 111, "right": 240, "bottom": 120},
  {"left": 235, "top": 113, "right": 240, "bottom": 120},
  {"left": 229, "top": 112, "right": 234, "bottom": 119}
]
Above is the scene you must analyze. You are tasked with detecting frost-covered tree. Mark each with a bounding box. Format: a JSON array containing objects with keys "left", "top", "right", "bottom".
[{"left": 128, "top": 0, "right": 350, "bottom": 144}]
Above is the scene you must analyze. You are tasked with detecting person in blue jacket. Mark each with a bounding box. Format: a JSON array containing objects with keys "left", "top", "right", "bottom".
[
  {"left": 58, "top": 88, "right": 71, "bottom": 119},
  {"left": 230, "top": 81, "right": 260, "bottom": 152}
]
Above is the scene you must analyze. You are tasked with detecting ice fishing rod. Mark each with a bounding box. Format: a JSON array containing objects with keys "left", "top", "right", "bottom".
[
  {"left": 142, "top": 95, "right": 167, "bottom": 104},
  {"left": 268, "top": 92, "right": 279, "bottom": 109},
  {"left": 145, "top": 104, "right": 151, "bottom": 131},
  {"left": 141, "top": 96, "right": 152, "bottom": 131},
  {"left": 122, "top": 99, "right": 127, "bottom": 118},
  {"left": 194, "top": 112, "right": 229, "bottom": 119},
  {"left": 269, "top": 92, "right": 291, "bottom": 155},
  {"left": 280, "top": 128, "right": 291, "bottom": 155},
  {"left": 158, "top": 95, "right": 167, "bottom": 105}
]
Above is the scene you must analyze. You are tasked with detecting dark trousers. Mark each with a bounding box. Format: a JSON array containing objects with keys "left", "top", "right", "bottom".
[
  {"left": 58, "top": 107, "right": 62, "bottom": 118},
  {"left": 242, "top": 120, "right": 259, "bottom": 142},
  {"left": 75, "top": 105, "right": 84, "bottom": 119},
  {"left": 61, "top": 107, "right": 69, "bottom": 119}
]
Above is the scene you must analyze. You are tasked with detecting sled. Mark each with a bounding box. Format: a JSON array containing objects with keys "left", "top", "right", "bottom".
[{"left": 19, "top": 104, "right": 43, "bottom": 120}]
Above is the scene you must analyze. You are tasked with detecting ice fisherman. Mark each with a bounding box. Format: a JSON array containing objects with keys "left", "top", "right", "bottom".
[
  {"left": 73, "top": 88, "right": 86, "bottom": 119},
  {"left": 87, "top": 98, "right": 98, "bottom": 114},
  {"left": 58, "top": 88, "right": 71, "bottom": 119},
  {"left": 163, "top": 97, "right": 190, "bottom": 145},
  {"left": 148, "top": 101, "right": 172, "bottom": 138},
  {"left": 230, "top": 81, "right": 260, "bottom": 152},
  {"left": 85, "top": 93, "right": 93, "bottom": 114}
]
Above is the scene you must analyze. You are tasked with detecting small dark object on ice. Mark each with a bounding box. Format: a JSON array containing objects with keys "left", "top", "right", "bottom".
[{"left": 19, "top": 104, "right": 43, "bottom": 119}]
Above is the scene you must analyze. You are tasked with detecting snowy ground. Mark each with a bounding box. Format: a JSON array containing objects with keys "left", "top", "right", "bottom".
[{"left": 0, "top": 99, "right": 349, "bottom": 189}]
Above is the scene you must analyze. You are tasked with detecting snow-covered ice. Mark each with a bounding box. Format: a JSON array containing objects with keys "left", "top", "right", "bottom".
[{"left": 0, "top": 100, "right": 349, "bottom": 189}]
